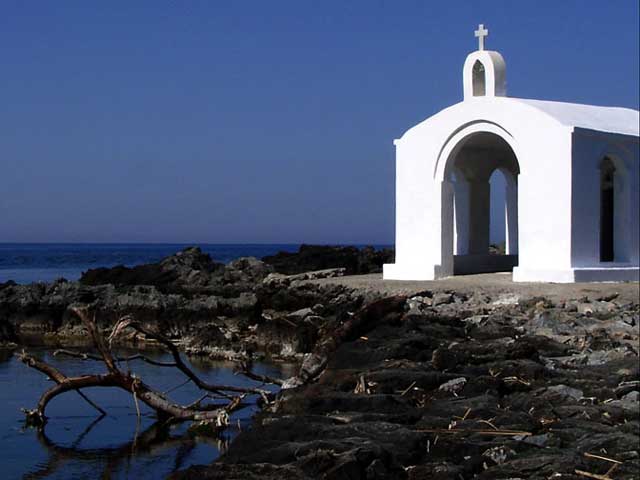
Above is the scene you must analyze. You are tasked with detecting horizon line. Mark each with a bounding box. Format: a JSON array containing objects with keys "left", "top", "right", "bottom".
[{"left": 0, "top": 241, "right": 394, "bottom": 246}]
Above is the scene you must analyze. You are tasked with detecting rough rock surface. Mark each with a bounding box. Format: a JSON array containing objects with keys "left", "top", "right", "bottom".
[
  {"left": 262, "top": 245, "right": 394, "bottom": 275},
  {"left": 78, "top": 246, "right": 258, "bottom": 294},
  {"left": 172, "top": 290, "right": 639, "bottom": 480},
  {"left": 2, "top": 247, "right": 639, "bottom": 479},
  {"left": 0, "top": 248, "right": 365, "bottom": 360},
  {"left": 0, "top": 282, "right": 17, "bottom": 346}
]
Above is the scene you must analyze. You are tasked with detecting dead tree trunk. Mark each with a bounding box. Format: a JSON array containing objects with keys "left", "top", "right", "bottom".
[{"left": 18, "top": 306, "right": 270, "bottom": 429}]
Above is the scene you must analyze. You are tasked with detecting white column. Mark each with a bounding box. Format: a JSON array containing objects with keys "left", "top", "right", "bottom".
[
  {"left": 505, "top": 174, "right": 519, "bottom": 255},
  {"left": 439, "top": 180, "right": 455, "bottom": 277}
]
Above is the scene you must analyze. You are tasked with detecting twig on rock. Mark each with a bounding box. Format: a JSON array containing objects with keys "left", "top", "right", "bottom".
[
  {"left": 415, "top": 428, "right": 532, "bottom": 436},
  {"left": 575, "top": 469, "right": 614, "bottom": 480},
  {"left": 400, "top": 381, "right": 416, "bottom": 396},
  {"left": 477, "top": 419, "right": 499, "bottom": 431},
  {"left": 583, "top": 452, "right": 622, "bottom": 464},
  {"left": 354, "top": 375, "right": 368, "bottom": 394}
]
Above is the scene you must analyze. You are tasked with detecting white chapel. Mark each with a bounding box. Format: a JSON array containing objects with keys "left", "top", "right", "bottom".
[{"left": 383, "top": 25, "right": 639, "bottom": 283}]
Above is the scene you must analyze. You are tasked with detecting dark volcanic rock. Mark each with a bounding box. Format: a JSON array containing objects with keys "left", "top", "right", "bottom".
[
  {"left": 173, "top": 291, "right": 639, "bottom": 480},
  {"left": 0, "top": 315, "right": 17, "bottom": 345},
  {"left": 79, "top": 247, "right": 280, "bottom": 300},
  {"left": 80, "top": 246, "right": 226, "bottom": 292},
  {"left": 2, "top": 246, "right": 639, "bottom": 479},
  {"left": 262, "top": 245, "right": 394, "bottom": 275},
  {"left": 0, "top": 249, "right": 365, "bottom": 361},
  {"left": 168, "top": 463, "right": 309, "bottom": 480},
  {"left": 80, "top": 263, "right": 178, "bottom": 290}
]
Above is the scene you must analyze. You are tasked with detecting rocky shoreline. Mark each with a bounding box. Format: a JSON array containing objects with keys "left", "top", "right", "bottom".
[
  {"left": 170, "top": 287, "right": 639, "bottom": 479},
  {"left": 0, "top": 246, "right": 380, "bottom": 359},
  {"left": 1, "top": 246, "right": 639, "bottom": 479}
]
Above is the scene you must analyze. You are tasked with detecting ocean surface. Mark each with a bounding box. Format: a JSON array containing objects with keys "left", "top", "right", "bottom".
[
  {"left": 0, "top": 348, "right": 295, "bottom": 479},
  {"left": 0, "top": 243, "right": 307, "bottom": 284}
]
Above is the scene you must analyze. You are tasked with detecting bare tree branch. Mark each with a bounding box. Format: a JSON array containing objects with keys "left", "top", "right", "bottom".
[
  {"left": 53, "top": 349, "right": 177, "bottom": 367},
  {"left": 18, "top": 308, "right": 264, "bottom": 429},
  {"left": 71, "top": 307, "right": 119, "bottom": 374},
  {"left": 111, "top": 316, "right": 271, "bottom": 397},
  {"left": 237, "top": 360, "right": 284, "bottom": 386}
]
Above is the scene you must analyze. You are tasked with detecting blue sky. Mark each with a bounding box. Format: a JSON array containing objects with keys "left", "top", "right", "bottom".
[{"left": 1, "top": 1, "right": 638, "bottom": 244}]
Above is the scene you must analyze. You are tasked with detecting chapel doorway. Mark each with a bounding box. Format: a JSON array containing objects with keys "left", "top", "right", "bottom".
[
  {"left": 600, "top": 157, "right": 615, "bottom": 262},
  {"left": 444, "top": 132, "right": 520, "bottom": 275}
]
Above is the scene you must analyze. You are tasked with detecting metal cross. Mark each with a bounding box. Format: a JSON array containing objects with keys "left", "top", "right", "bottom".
[{"left": 474, "top": 24, "right": 488, "bottom": 51}]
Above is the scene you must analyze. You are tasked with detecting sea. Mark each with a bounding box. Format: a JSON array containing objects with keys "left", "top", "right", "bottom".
[
  {"left": 0, "top": 243, "right": 308, "bottom": 478},
  {"left": 0, "top": 348, "right": 295, "bottom": 479},
  {"left": 0, "top": 243, "right": 307, "bottom": 284}
]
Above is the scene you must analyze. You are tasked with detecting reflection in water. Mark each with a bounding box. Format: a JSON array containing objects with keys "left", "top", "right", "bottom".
[
  {"left": 0, "top": 348, "right": 294, "bottom": 479},
  {"left": 25, "top": 417, "right": 231, "bottom": 480}
]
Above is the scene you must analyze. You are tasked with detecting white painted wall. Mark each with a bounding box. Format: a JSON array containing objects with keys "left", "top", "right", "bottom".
[
  {"left": 384, "top": 97, "right": 577, "bottom": 281},
  {"left": 570, "top": 130, "right": 640, "bottom": 267},
  {"left": 383, "top": 98, "right": 639, "bottom": 283},
  {"left": 383, "top": 48, "right": 639, "bottom": 283}
]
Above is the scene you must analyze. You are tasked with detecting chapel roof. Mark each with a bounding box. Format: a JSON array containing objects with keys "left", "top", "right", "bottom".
[
  {"left": 511, "top": 98, "right": 639, "bottom": 137},
  {"left": 404, "top": 26, "right": 639, "bottom": 142},
  {"left": 400, "top": 97, "right": 640, "bottom": 143}
]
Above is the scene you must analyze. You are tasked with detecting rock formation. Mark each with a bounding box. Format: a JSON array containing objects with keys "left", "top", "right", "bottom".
[
  {"left": 1, "top": 246, "right": 638, "bottom": 479},
  {"left": 262, "top": 245, "right": 394, "bottom": 275}
]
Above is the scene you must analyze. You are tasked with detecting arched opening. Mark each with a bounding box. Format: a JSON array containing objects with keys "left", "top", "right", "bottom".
[
  {"left": 600, "top": 157, "right": 616, "bottom": 262},
  {"left": 472, "top": 60, "right": 486, "bottom": 96},
  {"left": 597, "top": 153, "right": 633, "bottom": 264},
  {"left": 443, "top": 132, "right": 519, "bottom": 275}
]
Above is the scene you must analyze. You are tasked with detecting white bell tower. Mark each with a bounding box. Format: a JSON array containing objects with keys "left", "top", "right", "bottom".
[{"left": 463, "top": 24, "right": 507, "bottom": 100}]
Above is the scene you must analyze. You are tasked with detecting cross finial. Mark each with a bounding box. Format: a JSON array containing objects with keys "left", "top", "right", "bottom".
[{"left": 474, "top": 24, "right": 488, "bottom": 51}]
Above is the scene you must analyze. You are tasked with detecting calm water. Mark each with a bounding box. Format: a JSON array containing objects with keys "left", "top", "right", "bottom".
[
  {"left": 0, "top": 243, "right": 301, "bottom": 284},
  {"left": 0, "top": 347, "right": 295, "bottom": 479}
]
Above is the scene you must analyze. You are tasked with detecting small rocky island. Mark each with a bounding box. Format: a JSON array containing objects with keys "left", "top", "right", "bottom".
[{"left": 1, "top": 246, "right": 638, "bottom": 479}]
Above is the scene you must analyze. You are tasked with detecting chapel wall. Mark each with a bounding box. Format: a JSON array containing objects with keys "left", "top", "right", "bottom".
[
  {"left": 513, "top": 126, "right": 574, "bottom": 272},
  {"left": 570, "top": 130, "right": 640, "bottom": 267},
  {"left": 393, "top": 132, "right": 441, "bottom": 273}
]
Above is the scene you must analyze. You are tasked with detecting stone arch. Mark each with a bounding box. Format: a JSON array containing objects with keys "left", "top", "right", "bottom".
[
  {"left": 600, "top": 157, "right": 616, "bottom": 261},
  {"left": 438, "top": 129, "right": 521, "bottom": 277},
  {"left": 598, "top": 151, "right": 630, "bottom": 263},
  {"left": 472, "top": 60, "right": 486, "bottom": 96},
  {"left": 434, "top": 121, "right": 521, "bottom": 182}
]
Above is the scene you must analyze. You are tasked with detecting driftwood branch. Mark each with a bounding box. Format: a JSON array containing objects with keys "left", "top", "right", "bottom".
[
  {"left": 110, "top": 314, "right": 277, "bottom": 405},
  {"left": 53, "top": 349, "right": 178, "bottom": 367},
  {"left": 17, "top": 307, "right": 265, "bottom": 430},
  {"left": 18, "top": 352, "right": 108, "bottom": 418},
  {"left": 237, "top": 360, "right": 285, "bottom": 386},
  {"left": 111, "top": 316, "right": 271, "bottom": 397}
]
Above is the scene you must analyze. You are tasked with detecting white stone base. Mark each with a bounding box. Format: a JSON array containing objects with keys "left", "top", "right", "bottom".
[
  {"left": 513, "top": 266, "right": 639, "bottom": 283},
  {"left": 383, "top": 263, "right": 438, "bottom": 281},
  {"left": 385, "top": 263, "right": 639, "bottom": 283}
]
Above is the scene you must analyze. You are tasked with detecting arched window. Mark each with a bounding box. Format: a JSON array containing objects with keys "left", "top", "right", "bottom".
[
  {"left": 600, "top": 157, "right": 616, "bottom": 262},
  {"left": 472, "top": 60, "right": 486, "bottom": 96}
]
